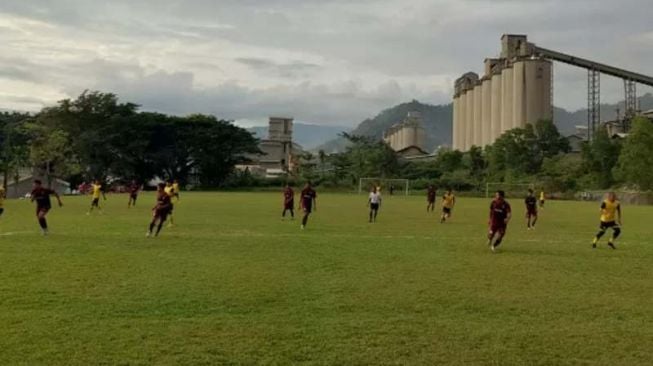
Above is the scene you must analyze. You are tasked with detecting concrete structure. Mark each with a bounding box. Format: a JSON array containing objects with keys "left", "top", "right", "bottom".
[
  {"left": 383, "top": 111, "right": 427, "bottom": 156},
  {"left": 452, "top": 35, "right": 553, "bottom": 151},
  {"left": 246, "top": 117, "right": 306, "bottom": 176}
]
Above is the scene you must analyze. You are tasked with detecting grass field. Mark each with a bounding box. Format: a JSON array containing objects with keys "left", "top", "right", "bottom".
[{"left": 0, "top": 191, "right": 651, "bottom": 365}]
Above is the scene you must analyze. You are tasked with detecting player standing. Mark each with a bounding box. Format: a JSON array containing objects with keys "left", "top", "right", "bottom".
[
  {"left": 487, "top": 190, "right": 511, "bottom": 252},
  {"left": 282, "top": 184, "right": 295, "bottom": 220},
  {"left": 539, "top": 190, "right": 546, "bottom": 208},
  {"left": 592, "top": 192, "right": 622, "bottom": 249},
  {"left": 164, "top": 180, "right": 175, "bottom": 226},
  {"left": 426, "top": 185, "right": 437, "bottom": 212},
  {"left": 525, "top": 189, "right": 538, "bottom": 230},
  {"left": 440, "top": 189, "right": 455, "bottom": 223},
  {"left": 87, "top": 179, "right": 106, "bottom": 215},
  {"left": 30, "top": 180, "right": 63, "bottom": 235},
  {"left": 147, "top": 183, "right": 173, "bottom": 237},
  {"left": 368, "top": 186, "right": 382, "bottom": 223},
  {"left": 299, "top": 182, "right": 317, "bottom": 230},
  {"left": 128, "top": 180, "right": 140, "bottom": 208}
]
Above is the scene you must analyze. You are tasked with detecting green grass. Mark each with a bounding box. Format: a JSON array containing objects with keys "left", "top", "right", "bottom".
[{"left": 0, "top": 192, "right": 651, "bottom": 365}]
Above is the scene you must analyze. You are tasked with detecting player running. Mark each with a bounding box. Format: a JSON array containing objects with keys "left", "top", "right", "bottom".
[
  {"left": 164, "top": 180, "right": 176, "bottom": 226},
  {"left": 427, "top": 185, "right": 437, "bottom": 212},
  {"left": 487, "top": 190, "right": 511, "bottom": 252},
  {"left": 440, "top": 189, "right": 455, "bottom": 223},
  {"left": 87, "top": 179, "right": 106, "bottom": 215},
  {"left": 30, "top": 180, "right": 63, "bottom": 235},
  {"left": 299, "top": 182, "right": 317, "bottom": 230},
  {"left": 147, "top": 183, "right": 173, "bottom": 238},
  {"left": 128, "top": 180, "right": 140, "bottom": 208},
  {"left": 525, "top": 189, "right": 538, "bottom": 230},
  {"left": 368, "top": 186, "right": 382, "bottom": 223},
  {"left": 172, "top": 180, "right": 180, "bottom": 202},
  {"left": 592, "top": 192, "right": 622, "bottom": 249},
  {"left": 0, "top": 186, "right": 5, "bottom": 220},
  {"left": 282, "top": 184, "right": 295, "bottom": 220}
]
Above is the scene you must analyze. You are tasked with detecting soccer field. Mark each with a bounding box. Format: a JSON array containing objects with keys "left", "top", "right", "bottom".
[{"left": 0, "top": 192, "right": 651, "bottom": 365}]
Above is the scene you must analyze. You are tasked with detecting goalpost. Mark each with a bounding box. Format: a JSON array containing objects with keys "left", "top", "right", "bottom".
[
  {"left": 359, "top": 178, "right": 410, "bottom": 196},
  {"left": 485, "top": 182, "right": 544, "bottom": 198}
]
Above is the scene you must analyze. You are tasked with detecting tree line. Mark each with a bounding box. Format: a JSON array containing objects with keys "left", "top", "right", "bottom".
[
  {"left": 0, "top": 91, "right": 261, "bottom": 189},
  {"left": 296, "top": 117, "right": 653, "bottom": 194}
]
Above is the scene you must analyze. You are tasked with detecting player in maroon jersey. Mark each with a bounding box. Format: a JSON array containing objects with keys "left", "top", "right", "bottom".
[
  {"left": 299, "top": 181, "right": 317, "bottom": 230},
  {"left": 282, "top": 183, "right": 295, "bottom": 220},
  {"left": 30, "top": 180, "right": 63, "bottom": 235},
  {"left": 524, "top": 189, "right": 538, "bottom": 230},
  {"left": 147, "top": 183, "right": 173, "bottom": 237},
  {"left": 487, "top": 190, "right": 512, "bottom": 252},
  {"left": 426, "top": 185, "right": 437, "bottom": 212},
  {"left": 128, "top": 180, "right": 140, "bottom": 208}
]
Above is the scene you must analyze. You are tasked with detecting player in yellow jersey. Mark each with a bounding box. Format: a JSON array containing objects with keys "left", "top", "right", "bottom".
[
  {"left": 592, "top": 192, "right": 621, "bottom": 249},
  {"left": 164, "top": 180, "right": 176, "bottom": 226},
  {"left": 539, "top": 190, "right": 545, "bottom": 208},
  {"left": 0, "top": 186, "right": 5, "bottom": 220},
  {"left": 172, "top": 180, "right": 180, "bottom": 202},
  {"left": 440, "top": 189, "right": 456, "bottom": 223},
  {"left": 87, "top": 180, "right": 106, "bottom": 215}
]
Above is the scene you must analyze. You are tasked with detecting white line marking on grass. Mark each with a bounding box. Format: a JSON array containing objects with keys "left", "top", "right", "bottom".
[{"left": 0, "top": 231, "right": 32, "bottom": 237}]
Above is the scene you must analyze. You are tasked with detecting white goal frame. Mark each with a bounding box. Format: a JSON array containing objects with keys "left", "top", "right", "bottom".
[
  {"left": 485, "top": 182, "right": 541, "bottom": 198},
  {"left": 359, "top": 178, "right": 410, "bottom": 196}
]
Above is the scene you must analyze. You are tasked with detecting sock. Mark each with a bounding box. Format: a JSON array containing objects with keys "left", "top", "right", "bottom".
[
  {"left": 38, "top": 217, "right": 47, "bottom": 229},
  {"left": 149, "top": 222, "right": 155, "bottom": 233},
  {"left": 302, "top": 215, "right": 308, "bottom": 226},
  {"left": 156, "top": 222, "right": 164, "bottom": 235}
]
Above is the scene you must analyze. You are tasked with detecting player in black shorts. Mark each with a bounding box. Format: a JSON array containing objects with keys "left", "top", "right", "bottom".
[
  {"left": 299, "top": 182, "right": 317, "bottom": 230},
  {"left": 147, "top": 183, "right": 173, "bottom": 237},
  {"left": 30, "top": 180, "right": 63, "bottom": 235},
  {"left": 525, "top": 189, "right": 538, "bottom": 230},
  {"left": 128, "top": 180, "right": 140, "bottom": 208}
]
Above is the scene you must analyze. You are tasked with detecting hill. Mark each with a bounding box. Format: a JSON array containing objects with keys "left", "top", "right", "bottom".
[{"left": 318, "top": 93, "right": 653, "bottom": 153}]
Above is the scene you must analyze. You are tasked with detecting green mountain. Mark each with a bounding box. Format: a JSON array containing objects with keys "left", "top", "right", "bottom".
[{"left": 318, "top": 93, "right": 653, "bottom": 153}]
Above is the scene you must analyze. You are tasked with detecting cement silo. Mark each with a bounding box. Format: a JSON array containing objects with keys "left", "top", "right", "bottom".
[
  {"left": 481, "top": 78, "right": 492, "bottom": 146},
  {"left": 524, "top": 59, "right": 552, "bottom": 124},
  {"left": 404, "top": 124, "right": 416, "bottom": 150},
  {"left": 459, "top": 91, "right": 468, "bottom": 151},
  {"left": 501, "top": 67, "right": 514, "bottom": 133},
  {"left": 452, "top": 96, "right": 460, "bottom": 150},
  {"left": 473, "top": 84, "right": 483, "bottom": 147},
  {"left": 490, "top": 73, "right": 502, "bottom": 143},
  {"left": 465, "top": 87, "right": 475, "bottom": 150},
  {"left": 512, "top": 61, "right": 526, "bottom": 129}
]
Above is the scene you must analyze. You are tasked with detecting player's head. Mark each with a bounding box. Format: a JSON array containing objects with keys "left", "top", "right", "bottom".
[
  {"left": 371, "top": 186, "right": 377, "bottom": 193},
  {"left": 495, "top": 190, "right": 505, "bottom": 200},
  {"left": 607, "top": 191, "right": 616, "bottom": 201},
  {"left": 33, "top": 179, "right": 42, "bottom": 188},
  {"left": 305, "top": 181, "right": 312, "bottom": 188},
  {"left": 94, "top": 179, "right": 100, "bottom": 184},
  {"left": 528, "top": 189, "right": 533, "bottom": 196},
  {"left": 157, "top": 182, "right": 166, "bottom": 191},
  {"left": 166, "top": 180, "right": 172, "bottom": 186},
  {"left": 447, "top": 188, "right": 452, "bottom": 194},
  {"left": 174, "top": 179, "right": 178, "bottom": 184}
]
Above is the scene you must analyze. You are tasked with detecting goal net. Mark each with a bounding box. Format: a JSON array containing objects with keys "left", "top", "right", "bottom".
[
  {"left": 485, "top": 182, "right": 545, "bottom": 199},
  {"left": 359, "top": 178, "right": 410, "bottom": 196}
]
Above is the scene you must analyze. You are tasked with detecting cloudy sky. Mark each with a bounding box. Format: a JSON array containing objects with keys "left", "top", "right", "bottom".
[{"left": 1, "top": 0, "right": 652, "bottom": 127}]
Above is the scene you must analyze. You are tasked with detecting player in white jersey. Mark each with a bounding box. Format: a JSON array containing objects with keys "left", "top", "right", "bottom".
[{"left": 367, "top": 186, "right": 382, "bottom": 223}]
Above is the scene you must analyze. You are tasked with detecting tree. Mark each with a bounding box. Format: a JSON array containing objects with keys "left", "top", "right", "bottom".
[
  {"left": 26, "top": 117, "right": 80, "bottom": 187},
  {"left": 615, "top": 116, "right": 653, "bottom": 190},
  {"left": 0, "top": 112, "right": 30, "bottom": 188},
  {"left": 581, "top": 126, "right": 621, "bottom": 189}
]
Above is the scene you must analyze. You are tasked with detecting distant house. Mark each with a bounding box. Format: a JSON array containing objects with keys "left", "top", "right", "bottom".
[
  {"left": 566, "top": 134, "right": 585, "bottom": 153},
  {"left": 6, "top": 175, "right": 71, "bottom": 199},
  {"left": 396, "top": 145, "right": 429, "bottom": 158}
]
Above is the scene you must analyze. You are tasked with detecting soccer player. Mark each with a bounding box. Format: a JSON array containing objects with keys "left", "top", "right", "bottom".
[
  {"left": 128, "top": 180, "right": 140, "bottom": 208},
  {"left": 147, "top": 182, "right": 173, "bottom": 237},
  {"left": 282, "top": 184, "right": 295, "bottom": 220},
  {"left": 539, "top": 190, "right": 546, "bottom": 208},
  {"left": 426, "top": 185, "right": 437, "bottom": 212},
  {"left": 440, "top": 189, "right": 455, "bottom": 223},
  {"left": 164, "top": 180, "right": 175, "bottom": 226},
  {"left": 30, "top": 180, "right": 63, "bottom": 235},
  {"left": 0, "top": 186, "right": 5, "bottom": 220},
  {"left": 592, "top": 192, "right": 622, "bottom": 249},
  {"left": 87, "top": 179, "right": 106, "bottom": 215},
  {"left": 487, "top": 190, "right": 511, "bottom": 252},
  {"left": 368, "top": 186, "right": 382, "bottom": 223},
  {"left": 172, "top": 179, "right": 181, "bottom": 202},
  {"left": 525, "top": 189, "right": 538, "bottom": 230},
  {"left": 299, "top": 181, "right": 317, "bottom": 230}
]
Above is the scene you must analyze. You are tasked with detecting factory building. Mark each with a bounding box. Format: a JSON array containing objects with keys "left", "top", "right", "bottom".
[
  {"left": 453, "top": 35, "right": 552, "bottom": 151},
  {"left": 383, "top": 112, "right": 428, "bottom": 157}
]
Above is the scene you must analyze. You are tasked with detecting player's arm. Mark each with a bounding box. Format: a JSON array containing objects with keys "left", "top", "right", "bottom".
[
  {"left": 52, "top": 190, "right": 63, "bottom": 207},
  {"left": 617, "top": 204, "right": 622, "bottom": 225},
  {"left": 505, "top": 205, "right": 512, "bottom": 223}
]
